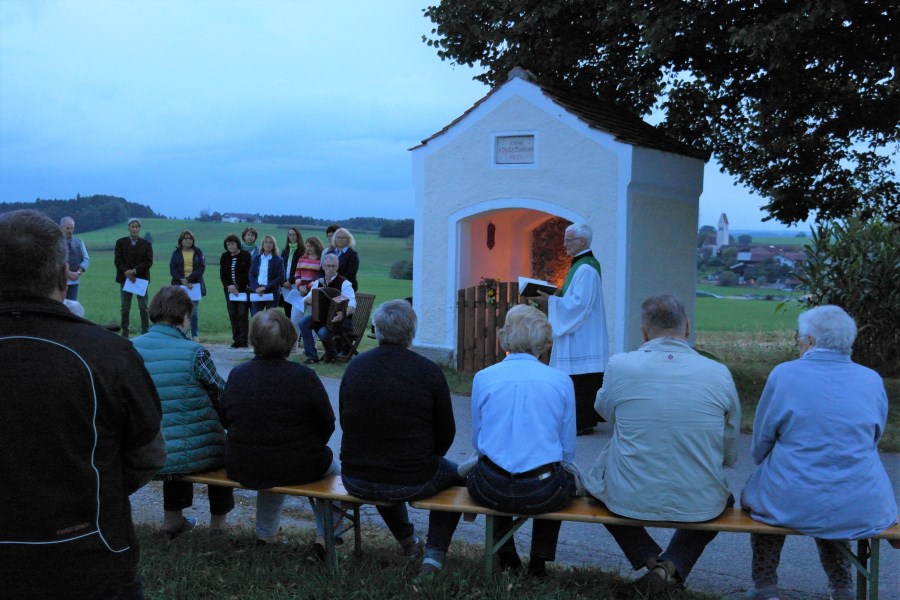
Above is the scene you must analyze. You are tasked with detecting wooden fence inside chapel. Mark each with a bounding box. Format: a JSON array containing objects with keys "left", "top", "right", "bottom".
[{"left": 456, "top": 281, "right": 549, "bottom": 373}]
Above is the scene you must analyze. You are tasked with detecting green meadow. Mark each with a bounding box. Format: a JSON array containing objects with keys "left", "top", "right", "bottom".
[
  {"left": 74, "top": 219, "right": 412, "bottom": 340},
  {"left": 75, "top": 219, "right": 801, "bottom": 337}
]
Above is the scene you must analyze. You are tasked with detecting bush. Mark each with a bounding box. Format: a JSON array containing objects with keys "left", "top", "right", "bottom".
[
  {"left": 797, "top": 214, "right": 899, "bottom": 377},
  {"left": 389, "top": 260, "right": 413, "bottom": 280},
  {"left": 717, "top": 271, "right": 737, "bottom": 286}
]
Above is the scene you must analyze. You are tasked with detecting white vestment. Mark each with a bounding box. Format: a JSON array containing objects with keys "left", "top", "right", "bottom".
[{"left": 548, "top": 262, "right": 609, "bottom": 375}]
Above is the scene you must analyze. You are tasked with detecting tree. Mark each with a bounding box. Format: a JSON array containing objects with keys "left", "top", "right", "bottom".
[
  {"left": 697, "top": 224, "right": 716, "bottom": 248},
  {"left": 424, "top": 1, "right": 899, "bottom": 224},
  {"left": 797, "top": 215, "right": 899, "bottom": 377},
  {"left": 722, "top": 247, "right": 739, "bottom": 265},
  {"left": 737, "top": 234, "right": 752, "bottom": 245}
]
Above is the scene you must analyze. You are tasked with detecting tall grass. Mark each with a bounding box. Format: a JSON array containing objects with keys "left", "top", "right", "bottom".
[{"left": 137, "top": 524, "right": 713, "bottom": 600}]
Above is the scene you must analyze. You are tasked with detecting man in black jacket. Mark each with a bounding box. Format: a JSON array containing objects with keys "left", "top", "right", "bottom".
[
  {"left": 114, "top": 217, "right": 154, "bottom": 337},
  {"left": 0, "top": 210, "right": 166, "bottom": 599}
]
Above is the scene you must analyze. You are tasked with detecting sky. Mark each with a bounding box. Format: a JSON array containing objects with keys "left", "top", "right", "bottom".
[{"left": 0, "top": 0, "right": 811, "bottom": 232}]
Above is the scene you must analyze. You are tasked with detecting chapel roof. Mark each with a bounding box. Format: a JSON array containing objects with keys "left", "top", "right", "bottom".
[{"left": 412, "top": 67, "right": 710, "bottom": 161}]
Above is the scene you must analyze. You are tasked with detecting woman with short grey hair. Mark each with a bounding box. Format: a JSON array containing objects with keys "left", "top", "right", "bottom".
[
  {"left": 741, "top": 305, "right": 897, "bottom": 600},
  {"left": 464, "top": 304, "right": 578, "bottom": 577},
  {"left": 374, "top": 300, "right": 417, "bottom": 347}
]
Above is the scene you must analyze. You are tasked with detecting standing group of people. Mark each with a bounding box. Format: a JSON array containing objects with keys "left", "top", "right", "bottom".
[
  {"left": 105, "top": 219, "right": 360, "bottom": 354},
  {"left": 0, "top": 211, "right": 895, "bottom": 600}
]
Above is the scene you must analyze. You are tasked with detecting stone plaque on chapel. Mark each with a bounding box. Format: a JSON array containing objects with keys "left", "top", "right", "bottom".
[{"left": 495, "top": 135, "right": 535, "bottom": 164}]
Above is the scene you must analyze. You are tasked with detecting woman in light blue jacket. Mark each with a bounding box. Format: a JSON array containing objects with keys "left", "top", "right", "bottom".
[{"left": 741, "top": 305, "right": 897, "bottom": 600}]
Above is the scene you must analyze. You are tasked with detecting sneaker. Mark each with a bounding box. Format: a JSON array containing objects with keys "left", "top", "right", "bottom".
[
  {"left": 527, "top": 557, "right": 548, "bottom": 578},
  {"left": 305, "top": 542, "right": 327, "bottom": 565},
  {"left": 418, "top": 558, "right": 442, "bottom": 577},
  {"left": 401, "top": 535, "right": 424, "bottom": 560},
  {"left": 163, "top": 516, "right": 196, "bottom": 540},
  {"left": 745, "top": 586, "right": 779, "bottom": 600},
  {"left": 304, "top": 358, "right": 320, "bottom": 365},
  {"left": 635, "top": 559, "right": 679, "bottom": 596},
  {"left": 498, "top": 550, "right": 522, "bottom": 572},
  {"left": 323, "top": 355, "right": 337, "bottom": 364},
  {"left": 191, "top": 336, "right": 200, "bottom": 342}
]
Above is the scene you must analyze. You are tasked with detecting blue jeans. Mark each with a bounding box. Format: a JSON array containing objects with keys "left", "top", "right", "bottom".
[
  {"left": 120, "top": 290, "right": 149, "bottom": 336},
  {"left": 342, "top": 458, "right": 463, "bottom": 553},
  {"left": 299, "top": 314, "right": 352, "bottom": 360},
  {"left": 466, "top": 459, "right": 577, "bottom": 560},
  {"left": 255, "top": 457, "right": 341, "bottom": 539},
  {"left": 603, "top": 494, "right": 736, "bottom": 581}
]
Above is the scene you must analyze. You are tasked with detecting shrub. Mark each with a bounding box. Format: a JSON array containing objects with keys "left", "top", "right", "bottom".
[
  {"left": 797, "top": 214, "right": 899, "bottom": 377},
  {"left": 389, "top": 260, "right": 413, "bottom": 280},
  {"left": 718, "top": 271, "right": 737, "bottom": 286}
]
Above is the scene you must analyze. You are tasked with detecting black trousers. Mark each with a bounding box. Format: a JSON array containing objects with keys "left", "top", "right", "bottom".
[{"left": 571, "top": 372, "right": 604, "bottom": 430}]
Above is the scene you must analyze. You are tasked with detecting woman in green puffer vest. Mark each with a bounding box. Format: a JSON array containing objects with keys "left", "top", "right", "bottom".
[{"left": 133, "top": 285, "right": 233, "bottom": 538}]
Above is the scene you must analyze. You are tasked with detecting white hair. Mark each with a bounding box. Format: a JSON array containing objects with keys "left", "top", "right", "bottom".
[
  {"left": 565, "top": 223, "right": 592, "bottom": 246},
  {"left": 499, "top": 304, "right": 553, "bottom": 356},
  {"left": 797, "top": 305, "right": 857, "bottom": 354}
]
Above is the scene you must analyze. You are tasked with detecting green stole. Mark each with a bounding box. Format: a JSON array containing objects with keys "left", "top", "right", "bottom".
[{"left": 560, "top": 253, "right": 602, "bottom": 295}]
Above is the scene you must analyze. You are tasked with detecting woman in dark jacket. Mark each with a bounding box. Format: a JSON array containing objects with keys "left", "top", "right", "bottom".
[
  {"left": 169, "top": 230, "right": 206, "bottom": 340},
  {"left": 219, "top": 234, "right": 252, "bottom": 348},
  {"left": 330, "top": 227, "right": 359, "bottom": 291},
  {"left": 279, "top": 226, "right": 304, "bottom": 318},
  {"left": 248, "top": 235, "right": 284, "bottom": 315},
  {"left": 221, "top": 309, "right": 338, "bottom": 558}
]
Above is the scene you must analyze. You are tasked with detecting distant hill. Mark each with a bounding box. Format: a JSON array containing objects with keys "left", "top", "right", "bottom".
[{"left": 0, "top": 195, "right": 159, "bottom": 232}]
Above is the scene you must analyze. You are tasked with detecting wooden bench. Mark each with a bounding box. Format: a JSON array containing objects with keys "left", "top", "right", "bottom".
[
  {"left": 182, "top": 469, "right": 395, "bottom": 568},
  {"left": 411, "top": 487, "right": 900, "bottom": 600}
]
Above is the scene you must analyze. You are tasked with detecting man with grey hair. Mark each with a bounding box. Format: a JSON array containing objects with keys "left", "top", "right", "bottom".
[
  {"left": 584, "top": 294, "right": 740, "bottom": 596},
  {"left": 298, "top": 252, "right": 356, "bottom": 364},
  {"left": 60, "top": 216, "right": 89, "bottom": 301},
  {"left": 339, "top": 300, "right": 463, "bottom": 575},
  {"left": 0, "top": 210, "right": 165, "bottom": 598},
  {"left": 527, "top": 222, "right": 608, "bottom": 435},
  {"left": 114, "top": 217, "right": 153, "bottom": 337}
]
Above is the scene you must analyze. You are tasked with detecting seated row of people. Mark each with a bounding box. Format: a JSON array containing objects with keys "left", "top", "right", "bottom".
[{"left": 132, "top": 287, "right": 896, "bottom": 598}]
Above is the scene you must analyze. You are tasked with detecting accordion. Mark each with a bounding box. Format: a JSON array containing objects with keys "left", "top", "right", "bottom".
[{"left": 311, "top": 287, "right": 349, "bottom": 332}]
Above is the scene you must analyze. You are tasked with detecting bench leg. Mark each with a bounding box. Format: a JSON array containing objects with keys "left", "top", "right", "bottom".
[
  {"left": 838, "top": 539, "right": 878, "bottom": 600},
  {"left": 868, "top": 539, "right": 879, "bottom": 600},
  {"left": 353, "top": 504, "right": 362, "bottom": 557},
  {"left": 483, "top": 515, "right": 528, "bottom": 578}
]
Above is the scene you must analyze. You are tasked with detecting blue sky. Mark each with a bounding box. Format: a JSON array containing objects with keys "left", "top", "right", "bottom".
[{"left": 1, "top": 0, "right": 808, "bottom": 231}]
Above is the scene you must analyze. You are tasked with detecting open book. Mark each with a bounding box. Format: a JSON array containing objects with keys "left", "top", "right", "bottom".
[{"left": 518, "top": 276, "right": 558, "bottom": 297}]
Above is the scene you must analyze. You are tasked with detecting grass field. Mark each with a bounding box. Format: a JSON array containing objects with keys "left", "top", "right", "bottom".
[{"left": 74, "top": 219, "right": 412, "bottom": 339}]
